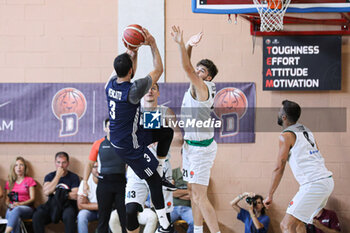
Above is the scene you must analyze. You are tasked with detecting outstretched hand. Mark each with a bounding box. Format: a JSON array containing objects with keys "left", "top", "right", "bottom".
[
  {"left": 141, "top": 28, "right": 155, "bottom": 46},
  {"left": 187, "top": 31, "right": 203, "bottom": 47},
  {"left": 171, "top": 25, "right": 183, "bottom": 44}
]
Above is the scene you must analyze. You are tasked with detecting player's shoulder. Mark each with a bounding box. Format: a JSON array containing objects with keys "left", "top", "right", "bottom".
[
  {"left": 44, "top": 171, "right": 56, "bottom": 182},
  {"left": 205, "top": 80, "right": 215, "bottom": 86},
  {"left": 67, "top": 170, "right": 80, "bottom": 180},
  {"left": 205, "top": 81, "right": 216, "bottom": 94},
  {"left": 93, "top": 137, "right": 106, "bottom": 145},
  {"left": 106, "top": 74, "right": 117, "bottom": 87}
]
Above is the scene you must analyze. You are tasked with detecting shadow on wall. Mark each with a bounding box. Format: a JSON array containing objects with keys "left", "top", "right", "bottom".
[
  {"left": 68, "top": 156, "right": 84, "bottom": 180},
  {"left": 25, "top": 160, "right": 46, "bottom": 206},
  {"left": 265, "top": 207, "right": 281, "bottom": 233}
]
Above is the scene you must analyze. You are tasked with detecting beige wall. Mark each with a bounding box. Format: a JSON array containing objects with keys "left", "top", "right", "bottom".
[{"left": 0, "top": 0, "right": 349, "bottom": 232}]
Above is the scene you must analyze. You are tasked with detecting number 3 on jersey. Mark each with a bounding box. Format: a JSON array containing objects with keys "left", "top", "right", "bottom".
[{"left": 109, "top": 100, "right": 116, "bottom": 119}]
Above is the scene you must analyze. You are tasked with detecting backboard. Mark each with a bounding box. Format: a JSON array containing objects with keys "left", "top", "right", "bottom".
[{"left": 192, "top": 0, "right": 350, "bottom": 14}]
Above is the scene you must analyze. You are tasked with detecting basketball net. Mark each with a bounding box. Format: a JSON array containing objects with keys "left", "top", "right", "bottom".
[{"left": 253, "top": 0, "right": 291, "bottom": 32}]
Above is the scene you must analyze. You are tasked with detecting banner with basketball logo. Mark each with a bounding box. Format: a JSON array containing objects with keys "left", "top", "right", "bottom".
[{"left": 0, "top": 82, "right": 255, "bottom": 143}]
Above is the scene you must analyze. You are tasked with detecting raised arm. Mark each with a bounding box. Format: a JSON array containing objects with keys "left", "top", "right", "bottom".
[
  {"left": 230, "top": 192, "right": 251, "bottom": 213},
  {"left": 142, "top": 28, "right": 163, "bottom": 86},
  {"left": 126, "top": 49, "right": 138, "bottom": 74},
  {"left": 171, "top": 26, "right": 208, "bottom": 101},
  {"left": 43, "top": 168, "right": 65, "bottom": 196},
  {"left": 185, "top": 32, "right": 203, "bottom": 59},
  {"left": 264, "top": 132, "right": 294, "bottom": 208}
]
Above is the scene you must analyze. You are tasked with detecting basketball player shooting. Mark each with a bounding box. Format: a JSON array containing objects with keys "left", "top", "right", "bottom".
[
  {"left": 264, "top": 100, "right": 334, "bottom": 233},
  {"left": 171, "top": 25, "right": 221, "bottom": 233},
  {"left": 105, "top": 28, "right": 174, "bottom": 233}
]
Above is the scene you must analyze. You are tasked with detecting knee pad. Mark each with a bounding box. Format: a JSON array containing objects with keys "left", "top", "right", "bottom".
[{"left": 126, "top": 203, "right": 142, "bottom": 231}]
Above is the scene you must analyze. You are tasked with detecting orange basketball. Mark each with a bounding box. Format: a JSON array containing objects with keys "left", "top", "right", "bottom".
[
  {"left": 213, "top": 87, "right": 248, "bottom": 119},
  {"left": 268, "top": 0, "right": 282, "bottom": 10},
  {"left": 122, "top": 24, "right": 145, "bottom": 50}
]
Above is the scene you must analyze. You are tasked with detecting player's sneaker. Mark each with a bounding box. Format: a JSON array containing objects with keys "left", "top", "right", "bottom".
[
  {"left": 161, "top": 172, "right": 177, "bottom": 191},
  {"left": 156, "top": 224, "right": 174, "bottom": 233}
]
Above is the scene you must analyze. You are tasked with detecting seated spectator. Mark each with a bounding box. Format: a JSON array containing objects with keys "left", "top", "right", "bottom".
[
  {"left": 32, "top": 151, "right": 80, "bottom": 233},
  {"left": 77, "top": 161, "right": 99, "bottom": 233},
  {"left": 171, "top": 166, "right": 193, "bottom": 233},
  {"left": 5, "top": 157, "right": 36, "bottom": 233},
  {"left": 109, "top": 207, "right": 158, "bottom": 233},
  {"left": 306, "top": 208, "right": 341, "bottom": 233},
  {"left": 230, "top": 192, "right": 270, "bottom": 233}
]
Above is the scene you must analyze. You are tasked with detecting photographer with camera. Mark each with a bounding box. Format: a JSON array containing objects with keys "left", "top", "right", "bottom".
[
  {"left": 230, "top": 192, "right": 270, "bottom": 233},
  {"left": 5, "top": 157, "right": 37, "bottom": 233}
]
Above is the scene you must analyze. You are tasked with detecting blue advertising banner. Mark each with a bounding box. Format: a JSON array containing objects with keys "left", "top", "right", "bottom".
[{"left": 0, "top": 82, "right": 255, "bottom": 143}]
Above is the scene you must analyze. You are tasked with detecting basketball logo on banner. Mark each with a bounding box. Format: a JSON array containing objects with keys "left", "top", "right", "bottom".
[
  {"left": 213, "top": 87, "right": 248, "bottom": 137},
  {"left": 52, "top": 88, "right": 87, "bottom": 137}
]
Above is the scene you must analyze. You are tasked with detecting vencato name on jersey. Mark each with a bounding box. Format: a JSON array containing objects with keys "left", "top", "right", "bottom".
[
  {"left": 0, "top": 120, "right": 14, "bottom": 131},
  {"left": 163, "top": 118, "right": 221, "bottom": 129}
]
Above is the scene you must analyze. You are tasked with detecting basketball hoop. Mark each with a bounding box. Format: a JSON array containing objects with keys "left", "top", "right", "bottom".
[{"left": 253, "top": 0, "right": 291, "bottom": 32}]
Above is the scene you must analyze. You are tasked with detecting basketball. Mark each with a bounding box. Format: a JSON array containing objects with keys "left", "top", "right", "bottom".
[
  {"left": 122, "top": 24, "right": 145, "bottom": 50},
  {"left": 268, "top": 0, "right": 282, "bottom": 9},
  {"left": 213, "top": 87, "right": 248, "bottom": 119}
]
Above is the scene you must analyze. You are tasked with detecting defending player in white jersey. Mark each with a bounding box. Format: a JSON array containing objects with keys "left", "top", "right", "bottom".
[
  {"left": 125, "top": 83, "right": 182, "bottom": 233},
  {"left": 171, "top": 26, "right": 220, "bottom": 233},
  {"left": 264, "top": 100, "right": 334, "bottom": 233}
]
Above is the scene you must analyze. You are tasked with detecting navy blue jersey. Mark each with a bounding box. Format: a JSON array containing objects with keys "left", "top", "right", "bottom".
[{"left": 106, "top": 78, "right": 145, "bottom": 150}]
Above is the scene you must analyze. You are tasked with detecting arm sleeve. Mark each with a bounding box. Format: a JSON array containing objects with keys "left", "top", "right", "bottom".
[
  {"left": 237, "top": 208, "right": 249, "bottom": 223},
  {"left": 71, "top": 174, "right": 81, "bottom": 188},
  {"left": 89, "top": 138, "right": 104, "bottom": 161},
  {"left": 27, "top": 177, "right": 37, "bottom": 187},
  {"left": 44, "top": 172, "right": 54, "bottom": 183},
  {"left": 128, "top": 76, "right": 152, "bottom": 104},
  {"left": 256, "top": 215, "right": 270, "bottom": 233}
]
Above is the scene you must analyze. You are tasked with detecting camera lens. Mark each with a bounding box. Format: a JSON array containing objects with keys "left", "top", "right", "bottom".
[{"left": 246, "top": 197, "right": 252, "bottom": 205}]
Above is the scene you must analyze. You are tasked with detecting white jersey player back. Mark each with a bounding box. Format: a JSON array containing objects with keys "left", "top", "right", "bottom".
[
  {"left": 181, "top": 81, "right": 216, "bottom": 141},
  {"left": 284, "top": 123, "right": 332, "bottom": 185}
]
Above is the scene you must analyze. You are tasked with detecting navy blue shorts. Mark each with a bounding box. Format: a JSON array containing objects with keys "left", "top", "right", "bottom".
[{"left": 115, "top": 146, "right": 158, "bottom": 180}]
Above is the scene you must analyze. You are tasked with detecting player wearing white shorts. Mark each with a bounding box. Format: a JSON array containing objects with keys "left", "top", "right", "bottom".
[
  {"left": 171, "top": 26, "right": 220, "bottom": 233},
  {"left": 264, "top": 100, "right": 334, "bottom": 233},
  {"left": 124, "top": 83, "right": 182, "bottom": 233}
]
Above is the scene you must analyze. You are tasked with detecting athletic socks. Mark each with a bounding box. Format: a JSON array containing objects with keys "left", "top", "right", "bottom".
[
  {"left": 155, "top": 208, "right": 170, "bottom": 229},
  {"left": 157, "top": 158, "right": 166, "bottom": 176},
  {"left": 194, "top": 225, "right": 203, "bottom": 233}
]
